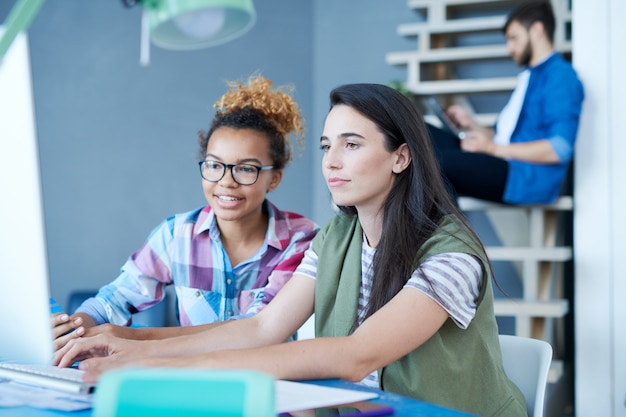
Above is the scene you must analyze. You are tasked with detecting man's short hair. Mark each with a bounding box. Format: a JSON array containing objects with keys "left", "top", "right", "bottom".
[{"left": 503, "top": 1, "right": 556, "bottom": 43}]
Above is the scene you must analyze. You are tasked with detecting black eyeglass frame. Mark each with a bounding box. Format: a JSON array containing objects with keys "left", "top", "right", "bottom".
[{"left": 198, "top": 160, "right": 274, "bottom": 186}]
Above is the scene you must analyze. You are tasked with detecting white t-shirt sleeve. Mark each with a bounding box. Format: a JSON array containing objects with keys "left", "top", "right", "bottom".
[
  {"left": 404, "top": 252, "right": 482, "bottom": 329},
  {"left": 296, "top": 245, "right": 482, "bottom": 329},
  {"left": 294, "top": 245, "right": 318, "bottom": 279}
]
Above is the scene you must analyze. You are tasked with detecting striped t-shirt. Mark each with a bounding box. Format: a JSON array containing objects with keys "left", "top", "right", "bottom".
[{"left": 295, "top": 234, "right": 482, "bottom": 388}]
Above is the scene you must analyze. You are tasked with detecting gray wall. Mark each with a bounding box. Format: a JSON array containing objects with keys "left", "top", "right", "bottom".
[
  {"left": 1, "top": 0, "right": 418, "bottom": 311},
  {"left": 2, "top": 0, "right": 316, "bottom": 310}
]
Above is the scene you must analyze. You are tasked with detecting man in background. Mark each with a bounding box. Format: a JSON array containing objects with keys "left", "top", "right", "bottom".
[{"left": 429, "top": 1, "right": 584, "bottom": 204}]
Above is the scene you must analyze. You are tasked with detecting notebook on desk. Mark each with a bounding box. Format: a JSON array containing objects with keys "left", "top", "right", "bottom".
[{"left": 0, "top": 36, "right": 94, "bottom": 395}]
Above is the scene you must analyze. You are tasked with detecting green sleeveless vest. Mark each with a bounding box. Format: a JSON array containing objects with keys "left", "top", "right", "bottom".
[{"left": 313, "top": 214, "right": 526, "bottom": 417}]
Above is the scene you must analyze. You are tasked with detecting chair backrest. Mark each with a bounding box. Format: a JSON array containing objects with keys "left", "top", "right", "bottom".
[
  {"left": 93, "top": 369, "right": 275, "bottom": 417},
  {"left": 499, "top": 335, "right": 553, "bottom": 417}
]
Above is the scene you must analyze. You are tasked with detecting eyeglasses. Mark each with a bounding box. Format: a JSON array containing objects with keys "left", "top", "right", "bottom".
[{"left": 198, "top": 160, "right": 274, "bottom": 186}]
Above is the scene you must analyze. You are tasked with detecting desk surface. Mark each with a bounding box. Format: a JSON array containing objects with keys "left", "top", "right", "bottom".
[{"left": 0, "top": 378, "right": 476, "bottom": 417}]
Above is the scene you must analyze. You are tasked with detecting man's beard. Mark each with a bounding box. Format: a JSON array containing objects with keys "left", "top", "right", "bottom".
[{"left": 517, "top": 41, "right": 532, "bottom": 67}]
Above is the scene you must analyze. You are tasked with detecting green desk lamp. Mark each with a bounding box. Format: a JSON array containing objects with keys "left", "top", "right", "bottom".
[
  {"left": 132, "top": 0, "right": 256, "bottom": 50},
  {"left": 1, "top": 0, "right": 256, "bottom": 62}
]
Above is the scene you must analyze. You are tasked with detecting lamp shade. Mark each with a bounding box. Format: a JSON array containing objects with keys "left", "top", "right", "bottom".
[{"left": 146, "top": 0, "right": 256, "bottom": 50}]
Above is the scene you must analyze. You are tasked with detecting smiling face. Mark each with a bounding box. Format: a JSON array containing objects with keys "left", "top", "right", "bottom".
[
  {"left": 201, "top": 126, "right": 282, "bottom": 226},
  {"left": 320, "top": 104, "right": 410, "bottom": 216}
]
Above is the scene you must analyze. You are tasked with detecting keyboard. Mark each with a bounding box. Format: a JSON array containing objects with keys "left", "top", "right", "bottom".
[{"left": 0, "top": 362, "right": 95, "bottom": 394}]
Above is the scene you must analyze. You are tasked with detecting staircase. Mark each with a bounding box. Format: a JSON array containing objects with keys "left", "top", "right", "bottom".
[{"left": 386, "top": 0, "right": 571, "bottom": 100}]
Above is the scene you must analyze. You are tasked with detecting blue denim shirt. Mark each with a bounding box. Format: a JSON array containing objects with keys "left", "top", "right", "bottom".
[{"left": 502, "top": 53, "right": 584, "bottom": 204}]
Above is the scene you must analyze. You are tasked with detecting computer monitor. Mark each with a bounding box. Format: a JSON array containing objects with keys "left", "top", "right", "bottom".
[{"left": 0, "top": 29, "right": 55, "bottom": 365}]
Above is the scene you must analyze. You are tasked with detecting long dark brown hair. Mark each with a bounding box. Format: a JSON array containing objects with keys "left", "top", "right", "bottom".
[{"left": 328, "top": 83, "right": 489, "bottom": 325}]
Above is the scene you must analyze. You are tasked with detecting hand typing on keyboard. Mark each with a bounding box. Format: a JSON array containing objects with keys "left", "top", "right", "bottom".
[
  {"left": 54, "top": 332, "right": 161, "bottom": 384},
  {"left": 52, "top": 312, "right": 98, "bottom": 352}
]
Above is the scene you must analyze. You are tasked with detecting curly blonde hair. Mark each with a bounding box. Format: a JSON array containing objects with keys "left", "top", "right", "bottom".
[{"left": 199, "top": 74, "right": 305, "bottom": 170}]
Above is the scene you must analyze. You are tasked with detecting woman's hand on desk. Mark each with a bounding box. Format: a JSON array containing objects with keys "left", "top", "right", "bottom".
[
  {"left": 53, "top": 333, "right": 157, "bottom": 381},
  {"left": 52, "top": 312, "right": 95, "bottom": 351}
]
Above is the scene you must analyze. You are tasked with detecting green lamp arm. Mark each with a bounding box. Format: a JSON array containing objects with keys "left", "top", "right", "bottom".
[{"left": 0, "top": 0, "right": 46, "bottom": 60}]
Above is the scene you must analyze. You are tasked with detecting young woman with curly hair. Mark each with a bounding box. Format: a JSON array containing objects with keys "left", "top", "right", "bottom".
[{"left": 52, "top": 75, "right": 318, "bottom": 350}]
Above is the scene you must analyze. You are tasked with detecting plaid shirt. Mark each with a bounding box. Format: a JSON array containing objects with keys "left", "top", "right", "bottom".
[{"left": 77, "top": 200, "right": 318, "bottom": 326}]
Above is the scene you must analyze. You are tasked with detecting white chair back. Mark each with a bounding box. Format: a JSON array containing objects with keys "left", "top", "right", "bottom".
[{"left": 499, "top": 334, "right": 553, "bottom": 417}]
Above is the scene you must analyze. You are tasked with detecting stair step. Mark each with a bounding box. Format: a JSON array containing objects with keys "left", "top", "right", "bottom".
[
  {"left": 386, "top": 45, "right": 511, "bottom": 65},
  {"left": 494, "top": 299, "right": 569, "bottom": 318},
  {"left": 485, "top": 246, "right": 572, "bottom": 262},
  {"left": 425, "top": 113, "right": 498, "bottom": 127},
  {"left": 458, "top": 196, "right": 574, "bottom": 211},
  {"left": 408, "top": 0, "right": 523, "bottom": 7},
  {"left": 405, "top": 77, "right": 517, "bottom": 95},
  {"left": 397, "top": 15, "right": 507, "bottom": 37}
]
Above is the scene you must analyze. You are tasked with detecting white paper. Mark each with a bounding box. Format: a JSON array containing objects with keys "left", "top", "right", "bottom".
[
  {"left": 0, "top": 379, "right": 93, "bottom": 411},
  {"left": 276, "top": 380, "right": 377, "bottom": 413},
  {"left": 0, "top": 377, "right": 375, "bottom": 413}
]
